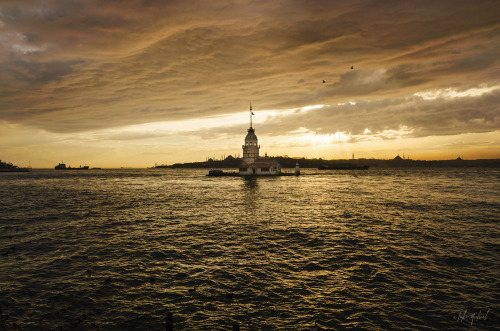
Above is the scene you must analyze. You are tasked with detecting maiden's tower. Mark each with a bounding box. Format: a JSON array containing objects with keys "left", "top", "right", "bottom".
[{"left": 238, "top": 105, "right": 282, "bottom": 176}]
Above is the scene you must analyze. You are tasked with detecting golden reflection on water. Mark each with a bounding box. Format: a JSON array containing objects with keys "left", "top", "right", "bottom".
[{"left": 0, "top": 168, "right": 499, "bottom": 330}]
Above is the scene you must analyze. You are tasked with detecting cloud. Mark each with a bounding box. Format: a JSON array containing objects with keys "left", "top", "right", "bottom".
[
  {"left": 1, "top": 0, "right": 499, "bottom": 163},
  {"left": 219, "top": 84, "right": 500, "bottom": 141}
]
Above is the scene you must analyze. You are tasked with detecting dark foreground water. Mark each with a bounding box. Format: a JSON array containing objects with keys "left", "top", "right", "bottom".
[{"left": 1, "top": 168, "right": 499, "bottom": 330}]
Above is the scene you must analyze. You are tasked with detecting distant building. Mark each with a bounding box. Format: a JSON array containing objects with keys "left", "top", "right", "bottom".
[{"left": 238, "top": 105, "right": 281, "bottom": 176}]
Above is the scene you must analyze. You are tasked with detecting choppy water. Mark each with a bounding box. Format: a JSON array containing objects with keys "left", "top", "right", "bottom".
[{"left": 1, "top": 168, "right": 499, "bottom": 330}]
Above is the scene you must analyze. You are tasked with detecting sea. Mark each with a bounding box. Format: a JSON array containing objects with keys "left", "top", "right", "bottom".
[{"left": 0, "top": 168, "right": 498, "bottom": 330}]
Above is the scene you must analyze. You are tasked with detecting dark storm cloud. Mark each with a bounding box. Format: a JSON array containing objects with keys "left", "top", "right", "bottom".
[
  {"left": 0, "top": 0, "right": 499, "bottom": 136},
  {"left": 0, "top": 56, "right": 81, "bottom": 87}
]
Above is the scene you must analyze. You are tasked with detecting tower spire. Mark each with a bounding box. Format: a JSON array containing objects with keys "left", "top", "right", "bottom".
[{"left": 250, "top": 102, "right": 253, "bottom": 128}]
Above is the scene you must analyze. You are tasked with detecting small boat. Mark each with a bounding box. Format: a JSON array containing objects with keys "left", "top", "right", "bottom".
[
  {"left": 207, "top": 169, "right": 299, "bottom": 177},
  {"left": 207, "top": 169, "right": 238, "bottom": 176},
  {"left": 0, "top": 160, "right": 31, "bottom": 172}
]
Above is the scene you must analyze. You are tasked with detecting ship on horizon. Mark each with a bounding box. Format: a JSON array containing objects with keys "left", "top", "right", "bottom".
[
  {"left": 0, "top": 160, "right": 31, "bottom": 172},
  {"left": 54, "top": 162, "right": 89, "bottom": 170}
]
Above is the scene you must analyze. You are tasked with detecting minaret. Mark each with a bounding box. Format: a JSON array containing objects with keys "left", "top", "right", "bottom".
[{"left": 242, "top": 103, "right": 260, "bottom": 164}]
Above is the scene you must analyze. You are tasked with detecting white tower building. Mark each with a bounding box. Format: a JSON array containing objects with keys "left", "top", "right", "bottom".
[
  {"left": 239, "top": 104, "right": 281, "bottom": 176},
  {"left": 242, "top": 125, "right": 260, "bottom": 164}
]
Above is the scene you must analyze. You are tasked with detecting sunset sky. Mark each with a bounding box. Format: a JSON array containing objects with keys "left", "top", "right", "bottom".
[{"left": 1, "top": 0, "right": 499, "bottom": 168}]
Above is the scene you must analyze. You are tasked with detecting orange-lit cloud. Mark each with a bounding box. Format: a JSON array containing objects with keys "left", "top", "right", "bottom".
[{"left": 1, "top": 0, "right": 499, "bottom": 166}]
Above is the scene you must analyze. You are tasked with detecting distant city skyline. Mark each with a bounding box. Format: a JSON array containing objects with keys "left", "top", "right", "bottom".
[{"left": 1, "top": 1, "right": 499, "bottom": 168}]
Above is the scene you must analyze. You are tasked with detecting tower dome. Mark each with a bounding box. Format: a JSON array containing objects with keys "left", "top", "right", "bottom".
[{"left": 245, "top": 127, "right": 258, "bottom": 145}]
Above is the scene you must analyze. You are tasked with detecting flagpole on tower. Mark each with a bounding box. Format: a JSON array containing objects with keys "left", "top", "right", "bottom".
[{"left": 250, "top": 102, "right": 253, "bottom": 129}]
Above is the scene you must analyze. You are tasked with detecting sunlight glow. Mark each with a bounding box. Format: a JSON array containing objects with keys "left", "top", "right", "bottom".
[
  {"left": 363, "top": 126, "right": 414, "bottom": 140},
  {"left": 290, "top": 130, "right": 351, "bottom": 145},
  {"left": 337, "top": 101, "right": 356, "bottom": 106},
  {"left": 102, "top": 105, "right": 325, "bottom": 137},
  {"left": 301, "top": 104, "right": 325, "bottom": 111},
  {"left": 284, "top": 126, "right": 414, "bottom": 148},
  {"left": 414, "top": 85, "right": 499, "bottom": 100}
]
